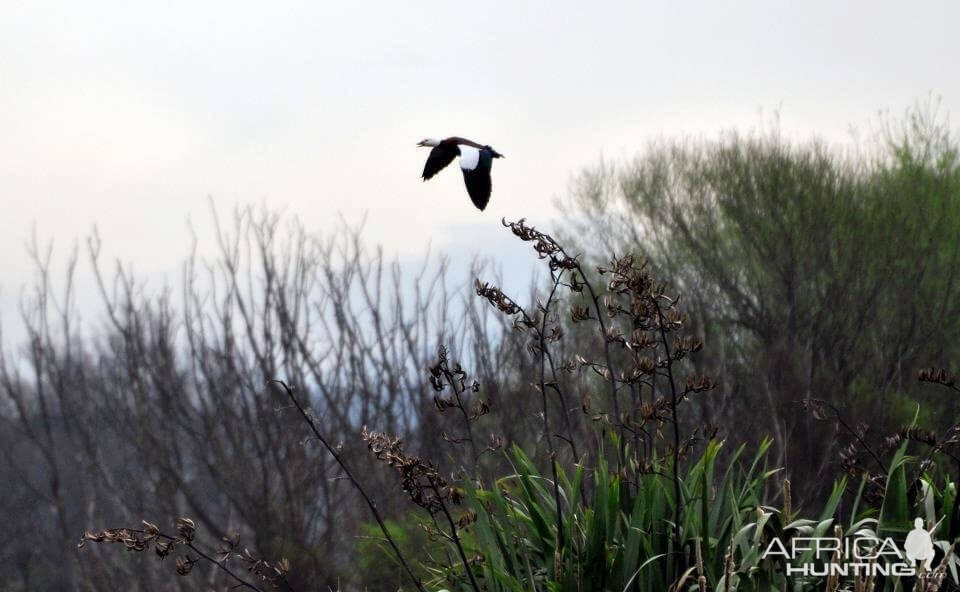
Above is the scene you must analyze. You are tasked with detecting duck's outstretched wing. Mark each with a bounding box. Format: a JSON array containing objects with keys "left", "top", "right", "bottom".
[
  {"left": 461, "top": 148, "right": 493, "bottom": 210},
  {"left": 421, "top": 143, "right": 459, "bottom": 180}
]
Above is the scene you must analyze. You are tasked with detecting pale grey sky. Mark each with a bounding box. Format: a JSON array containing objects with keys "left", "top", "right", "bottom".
[{"left": 1, "top": 0, "right": 958, "bottom": 343}]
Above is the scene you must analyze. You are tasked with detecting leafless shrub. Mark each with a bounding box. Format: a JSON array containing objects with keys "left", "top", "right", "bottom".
[
  {"left": 0, "top": 205, "right": 532, "bottom": 590},
  {"left": 2, "top": 209, "right": 718, "bottom": 588}
]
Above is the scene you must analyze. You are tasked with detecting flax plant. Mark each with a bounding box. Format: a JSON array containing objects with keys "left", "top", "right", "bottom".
[{"left": 71, "top": 211, "right": 960, "bottom": 591}]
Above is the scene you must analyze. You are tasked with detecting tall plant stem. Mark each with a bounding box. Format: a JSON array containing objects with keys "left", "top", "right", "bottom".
[
  {"left": 431, "top": 484, "right": 482, "bottom": 592},
  {"left": 269, "top": 380, "right": 426, "bottom": 592},
  {"left": 539, "top": 275, "right": 566, "bottom": 553},
  {"left": 653, "top": 299, "right": 683, "bottom": 578},
  {"left": 442, "top": 364, "right": 480, "bottom": 466},
  {"left": 565, "top": 257, "right": 623, "bottom": 467},
  {"left": 488, "top": 285, "right": 583, "bottom": 506},
  {"left": 545, "top": 350, "right": 580, "bottom": 462}
]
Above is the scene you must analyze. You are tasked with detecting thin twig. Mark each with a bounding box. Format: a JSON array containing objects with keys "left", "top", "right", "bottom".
[{"left": 269, "top": 380, "right": 426, "bottom": 592}]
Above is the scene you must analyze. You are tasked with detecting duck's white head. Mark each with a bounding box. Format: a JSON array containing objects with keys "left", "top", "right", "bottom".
[{"left": 417, "top": 137, "right": 441, "bottom": 147}]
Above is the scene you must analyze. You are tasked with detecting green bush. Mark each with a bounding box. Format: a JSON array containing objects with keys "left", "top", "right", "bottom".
[{"left": 423, "top": 435, "right": 959, "bottom": 591}]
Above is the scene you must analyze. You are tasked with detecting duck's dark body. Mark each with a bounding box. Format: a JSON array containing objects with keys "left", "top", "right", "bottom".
[{"left": 419, "top": 136, "right": 503, "bottom": 211}]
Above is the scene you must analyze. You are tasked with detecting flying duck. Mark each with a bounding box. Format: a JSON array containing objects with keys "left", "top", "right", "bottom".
[{"left": 417, "top": 137, "right": 503, "bottom": 210}]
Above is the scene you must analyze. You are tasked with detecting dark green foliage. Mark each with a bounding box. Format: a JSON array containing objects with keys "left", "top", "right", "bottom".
[
  {"left": 410, "top": 438, "right": 958, "bottom": 591},
  {"left": 353, "top": 518, "right": 440, "bottom": 590},
  {"left": 560, "top": 106, "right": 960, "bottom": 500}
]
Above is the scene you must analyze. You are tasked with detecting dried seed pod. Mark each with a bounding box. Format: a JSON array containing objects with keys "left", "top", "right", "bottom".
[
  {"left": 175, "top": 554, "right": 196, "bottom": 576},
  {"left": 175, "top": 518, "right": 196, "bottom": 542}
]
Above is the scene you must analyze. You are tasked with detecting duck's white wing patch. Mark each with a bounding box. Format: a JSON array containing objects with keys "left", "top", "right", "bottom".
[{"left": 458, "top": 145, "right": 480, "bottom": 171}]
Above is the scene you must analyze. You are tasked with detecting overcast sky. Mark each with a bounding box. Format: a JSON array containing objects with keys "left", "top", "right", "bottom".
[{"left": 1, "top": 0, "right": 958, "bottom": 344}]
